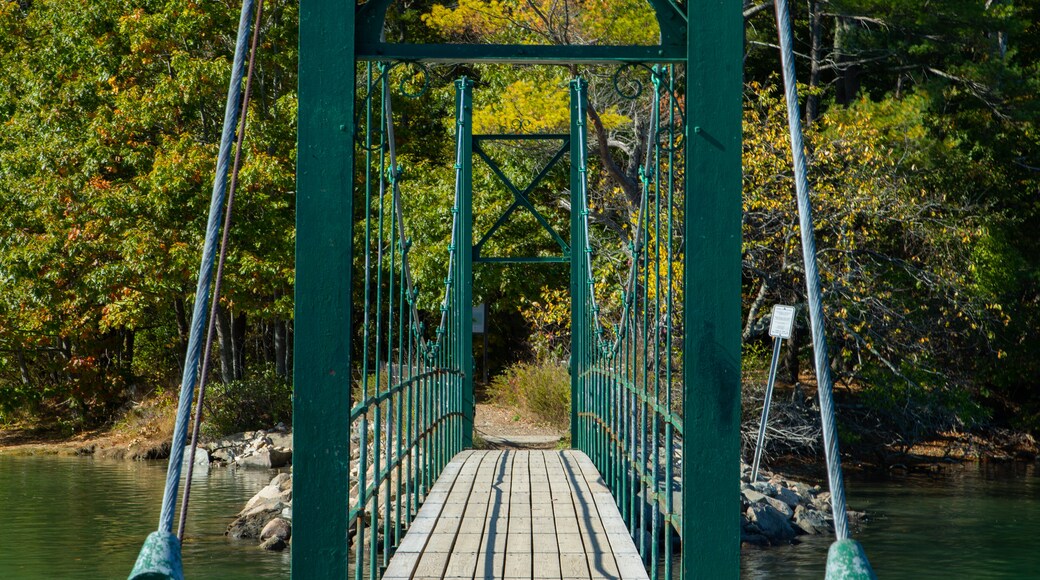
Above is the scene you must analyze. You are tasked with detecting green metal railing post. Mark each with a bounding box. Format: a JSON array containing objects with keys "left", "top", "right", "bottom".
[
  {"left": 457, "top": 77, "right": 475, "bottom": 449},
  {"left": 293, "top": 0, "right": 356, "bottom": 576},
  {"left": 682, "top": 0, "right": 744, "bottom": 578},
  {"left": 569, "top": 78, "right": 587, "bottom": 444}
]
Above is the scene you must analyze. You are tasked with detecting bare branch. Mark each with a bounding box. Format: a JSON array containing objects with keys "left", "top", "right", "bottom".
[{"left": 743, "top": 1, "right": 773, "bottom": 19}]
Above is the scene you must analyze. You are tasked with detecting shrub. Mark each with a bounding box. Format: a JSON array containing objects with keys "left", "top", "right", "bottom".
[
  {"left": 202, "top": 367, "right": 292, "bottom": 438},
  {"left": 488, "top": 360, "right": 570, "bottom": 428}
]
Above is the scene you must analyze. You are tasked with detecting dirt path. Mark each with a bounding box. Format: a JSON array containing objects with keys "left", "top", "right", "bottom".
[{"left": 473, "top": 403, "right": 566, "bottom": 449}]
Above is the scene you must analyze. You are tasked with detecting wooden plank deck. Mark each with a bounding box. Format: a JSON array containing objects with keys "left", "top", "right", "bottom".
[{"left": 383, "top": 450, "right": 649, "bottom": 580}]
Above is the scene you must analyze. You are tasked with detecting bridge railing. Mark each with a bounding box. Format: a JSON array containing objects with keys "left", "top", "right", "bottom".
[
  {"left": 344, "top": 64, "right": 473, "bottom": 580},
  {"left": 572, "top": 66, "right": 686, "bottom": 580}
]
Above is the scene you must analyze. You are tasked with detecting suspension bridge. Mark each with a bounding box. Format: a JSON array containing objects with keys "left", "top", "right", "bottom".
[{"left": 128, "top": 0, "right": 876, "bottom": 578}]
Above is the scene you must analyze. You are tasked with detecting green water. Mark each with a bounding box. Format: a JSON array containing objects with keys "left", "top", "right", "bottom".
[
  {"left": 0, "top": 454, "right": 290, "bottom": 579},
  {"left": 741, "top": 462, "right": 1040, "bottom": 578},
  {"left": 0, "top": 455, "right": 1037, "bottom": 578}
]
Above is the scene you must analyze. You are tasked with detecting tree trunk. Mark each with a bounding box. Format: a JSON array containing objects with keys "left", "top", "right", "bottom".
[
  {"left": 232, "top": 311, "right": 247, "bottom": 380},
  {"left": 16, "top": 348, "right": 30, "bottom": 386},
  {"left": 214, "top": 305, "right": 236, "bottom": 384},
  {"left": 173, "top": 297, "right": 189, "bottom": 352},
  {"left": 124, "top": 330, "right": 135, "bottom": 371},
  {"left": 274, "top": 318, "right": 287, "bottom": 378},
  {"left": 805, "top": 0, "right": 824, "bottom": 123},
  {"left": 833, "top": 16, "right": 861, "bottom": 106}
]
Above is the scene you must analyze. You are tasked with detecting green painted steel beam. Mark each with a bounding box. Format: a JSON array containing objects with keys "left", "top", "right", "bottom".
[
  {"left": 474, "top": 134, "right": 570, "bottom": 141},
  {"left": 681, "top": 0, "right": 743, "bottom": 578},
  {"left": 457, "top": 78, "right": 476, "bottom": 449},
  {"left": 473, "top": 255, "right": 569, "bottom": 264},
  {"left": 356, "top": 0, "right": 686, "bottom": 63},
  {"left": 472, "top": 140, "right": 571, "bottom": 255},
  {"left": 569, "top": 78, "right": 587, "bottom": 441},
  {"left": 356, "top": 42, "right": 686, "bottom": 64},
  {"left": 293, "top": 0, "right": 355, "bottom": 577}
]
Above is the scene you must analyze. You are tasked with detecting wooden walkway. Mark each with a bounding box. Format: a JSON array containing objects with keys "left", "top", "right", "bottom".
[{"left": 383, "top": 450, "right": 649, "bottom": 580}]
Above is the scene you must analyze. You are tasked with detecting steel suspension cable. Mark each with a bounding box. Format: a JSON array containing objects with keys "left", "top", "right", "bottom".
[
  {"left": 155, "top": 0, "right": 256, "bottom": 537},
  {"left": 771, "top": 0, "right": 872, "bottom": 554},
  {"left": 176, "top": 0, "right": 264, "bottom": 542},
  {"left": 129, "top": 0, "right": 258, "bottom": 576},
  {"left": 774, "top": 5, "right": 877, "bottom": 574}
]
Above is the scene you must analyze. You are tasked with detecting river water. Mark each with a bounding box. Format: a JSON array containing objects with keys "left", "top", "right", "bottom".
[
  {"left": 0, "top": 455, "right": 290, "bottom": 579},
  {"left": 0, "top": 455, "right": 1036, "bottom": 578}
]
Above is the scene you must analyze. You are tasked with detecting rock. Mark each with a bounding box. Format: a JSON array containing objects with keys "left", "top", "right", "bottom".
[
  {"left": 742, "top": 489, "right": 767, "bottom": 504},
  {"left": 268, "top": 432, "right": 293, "bottom": 449},
  {"left": 260, "top": 517, "right": 292, "bottom": 542},
  {"left": 227, "top": 506, "right": 282, "bottom": 539},
  {"left": 812, "top": 492, "right": 832, "bottom": 512},
  {"left": 764, "top": 496, "right": 794, "bottom": 519},
  {"left": 775, "top": 486, "right": 801, "bottom": 508},
  {"left": 270, "top": 472, "right": 292, "bottom": 490},
  {"left": 236, "top": 446, "right": 293, "bottom": 469},
  {"left": 751, "top": 481, "right": 778, "bottom": 497},
  {"left": 794, "top": 505, "right": 830, "bottom": 535},
  {"left": 746, "top": 504, "right": 796, "bottom": 545},
  {"left": 243, "top": 483, "right": 285, "bottom": 513},
  {"left": 181, "top": 447, "right": 209, "bottom": 474},
  {"left": 259, "top": 536, "right": 287, "bottom": 551}
]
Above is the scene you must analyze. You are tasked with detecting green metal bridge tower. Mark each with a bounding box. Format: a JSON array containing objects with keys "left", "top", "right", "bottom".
[{"left": 293, "top": 0, "right": 742, "bottom": 578}]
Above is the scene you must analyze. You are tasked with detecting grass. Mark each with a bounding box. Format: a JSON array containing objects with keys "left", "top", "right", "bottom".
[{"left": 488, "top": 360, "right": 570, "bottom": 429}]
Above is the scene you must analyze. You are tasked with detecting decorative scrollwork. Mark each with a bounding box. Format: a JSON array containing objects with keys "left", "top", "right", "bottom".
[
  {"left": 510, "top": 118, "right": 532, "bottom": 133},
  {"left": 611, "top": 62, "right": 659, "bottom": 100},
  {"left": 386, "top": 61, "right": 432, "bottom": 99}
]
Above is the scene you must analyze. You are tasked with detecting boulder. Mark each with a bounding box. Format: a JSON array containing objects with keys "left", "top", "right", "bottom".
[
  {"left": 180, "top": 447, "right": 209, "bottom": 469},
  {"left": 764, "top": 496, "right": 794, "bottom": 519},
  {"left": 243, "top": 483, "right": 285, "bottom": 513},
  {"left": 236, "top": 447, "right": 292, "bottom": 469},
  {"left": 751, "top": 481, "right": 778, "bottom": 497},
  {"left": 227, "top": 506, "right": 282, "bottom": 540},
  {"left": 775, "top": 486, "right": 801, "bottom": 508},
  {"left": 259, "top": 536, "right": 287, "bottom": 551},
  {"left": 746, "top": 504, "right": 796, "bottom": 545},
  {"left": 794, "top": 505, "right": 830, "bottom": 535},
  {"left": 742, "top": 489, "right": 767, "bottom": 504},
  {"left": 270, "top": 472, "right": 292, "bottom": 491},
  {"left": 268, "top": 432, "right": 293, "bottom": 449},
  {"left": 260, "top": 517, "right": 292, "bottom": 542}
]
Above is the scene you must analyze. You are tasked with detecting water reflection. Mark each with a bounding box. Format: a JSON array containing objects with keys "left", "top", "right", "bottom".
[
  {"left": 740, "top": 462, "right": 1040, "bottom": 579},
  {"left": 0, "top": 455, "right": 290, "bottom": 580},
  {"left": 2, "top": 456, "right": 1038, "bottom": 579}
]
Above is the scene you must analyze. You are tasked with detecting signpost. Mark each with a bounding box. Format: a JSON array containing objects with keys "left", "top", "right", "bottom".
[
  {"left": 751, "top": 304, "right": 796, "bottom": 481},
  {"left": 473, "top": 304, "right": 488, "bottom": 384}
]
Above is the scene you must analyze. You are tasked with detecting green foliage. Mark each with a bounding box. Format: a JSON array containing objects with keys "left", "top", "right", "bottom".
[
  {"left": 488, "top": 360, "right": 570, "bottom": 428},
  {"left": 202, "top": 367, "right": 292, "bottom": 438},
  {"left": 0, "top": 0, "right": 298, "bottom": 425},
  {"left": 1, "top": 0, "right": 1039, "bottom": 438}
]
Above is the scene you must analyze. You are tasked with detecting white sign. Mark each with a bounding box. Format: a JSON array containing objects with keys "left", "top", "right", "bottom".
[
  {"left": 769, "top": 304, "right": 796, "bottom": 339},
  {"left": 472, "top": 304, "right": 486, "bottom": 334}
]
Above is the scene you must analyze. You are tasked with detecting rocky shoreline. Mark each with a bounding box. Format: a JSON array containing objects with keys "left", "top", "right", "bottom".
[
  {"left": 739, "top": 463, "right": 862, "bottom": 546},
  {"left": 222, "top": 433, "right": 856, "bottom": 553}
]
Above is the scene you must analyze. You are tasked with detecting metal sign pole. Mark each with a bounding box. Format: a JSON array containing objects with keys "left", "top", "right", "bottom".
[
  {"left": 751, "top": 304, "right": 796, "bottom": 481},
  {"left": 750, "top": 336, "right": 783, "bottom": 481}
]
